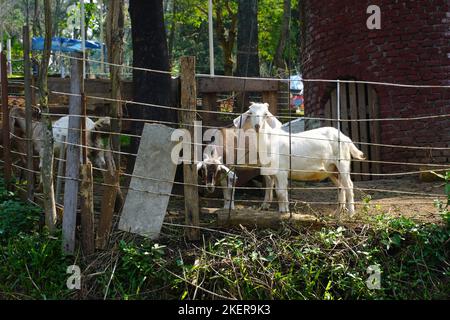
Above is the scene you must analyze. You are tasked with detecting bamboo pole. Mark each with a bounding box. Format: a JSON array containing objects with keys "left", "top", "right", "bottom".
[
  {"left": 23, "top": 25, "right": 34, "bottom": 200},
  {"left": 79, "top": 92, "right": 95, "bottom": 255},
  {"left": 6, "top": 38, "right": 12, "bottom": 76},
  {"left": 40, "top": 0, "right": 57, "bottom": 233},
  {"left": 1, "top": 52, "right": 11, "bottom": 190},
  {"left": 55, "top": 136, "right": 66, "bottom": 204},
  {"left": 80, "top": 162, "right": 95, "bottom": 255}
]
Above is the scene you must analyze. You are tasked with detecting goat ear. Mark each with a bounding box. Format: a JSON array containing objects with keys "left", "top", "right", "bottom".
[
  {"left": 233, "top": 112, "right": 248, "bottom": 128},
  {"left": 196, "top": 162, "right": 203, "bottom": 172},
  {"left": 102, "top": 116, "right": 111, "bottom": 125},
  {"left": 211, "top": 147, "right": 219, "bottom": 159},
  {"left": 263, "top": 103, "right": 270, "bottom": 109},
  {"left": 265, "top": 111, "right": 282, "bottom": 129},
  {"left": 218, "top": 164, "right": 230, "bottom": 173}
]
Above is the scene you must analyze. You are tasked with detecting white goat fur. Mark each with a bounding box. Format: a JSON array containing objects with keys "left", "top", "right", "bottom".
[
  {"left": 9, "top": 107, "right": 110, "bottom": 169},
  {"left": 51, "top": 115, "right": 110, "bottom": 169},
  {"left": 233, "top": 102, "right": 365, "bottom": 216}
]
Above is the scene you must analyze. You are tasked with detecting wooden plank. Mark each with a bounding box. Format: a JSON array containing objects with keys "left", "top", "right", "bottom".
[
  {"left": 214, "top": 208, "right": 324, "bottom": 229},
  {"left": 47, "top": 78, "right": 164, "bottom": 102},
  {"left": 339, "top": 83, "right": 349, "bottom": 136},
  {"left": 202, "top": 93, "right": 217, "bottom": 124},
  {"left": 62, "top": 52, "right": 83, "bottom": 254},
  {"left": 23, "top": 26, "right": 34, "bottom": 200},
  {"left": 197, "top": 77, "right": 279, "bottom": 93},
  {"left": 1, "top": 52, "right": 11, "bottom": 190},
  {"left": 180, "top": 56, "right": 200, "bottom": 241},
  {"left": 357, "top": 84, "right": 370, "bottom": 181},
  {"left": 80, "top": 163, "right": 95, "bottom": 255},
  {"left": 348, "top": 83, "right": 361, "bottom": 180},
  {"left": 367, "top": 87, "right": 381, "bottom": 176},
  {"left": 262, "top": 91, "right": 278, "bottom": 116},
  {"left": 324, "top": 100, "right": 332, "bottom": 127}
]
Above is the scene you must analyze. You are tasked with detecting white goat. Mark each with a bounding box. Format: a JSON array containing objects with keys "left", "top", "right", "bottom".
[
  {"left": 9, "top": 107, "right": 110, "bottom": 170},
  {"left": 52, "top": 115, "right": 111, "bottom": 169},
  {"left": 196, "top": 149, "right": 238, "bottom": 210},
  {"left": 233, "top": 102, "right": 365, "bottom": 216}
]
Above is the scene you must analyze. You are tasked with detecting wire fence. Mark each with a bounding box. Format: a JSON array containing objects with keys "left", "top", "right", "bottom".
[{"left": 1, "top": 53, "right": 449, "bottom": 246}]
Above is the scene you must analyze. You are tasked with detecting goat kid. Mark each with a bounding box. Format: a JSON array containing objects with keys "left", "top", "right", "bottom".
[
  {"left": 233, "top": 102, "right": 365, "bottom": 217},
  {"left": 196, "top": 150, "right": 238, "bottom": 210}
]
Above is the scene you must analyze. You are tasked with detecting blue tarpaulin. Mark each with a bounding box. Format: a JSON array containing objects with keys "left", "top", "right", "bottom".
[{"left": 32, "top": 37, "right": 102, "bottom": 52}]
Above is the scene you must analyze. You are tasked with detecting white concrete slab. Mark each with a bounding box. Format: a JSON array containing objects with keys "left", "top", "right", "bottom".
[{"left": 118, "top": 124, "right": 179, "bottom": 238}]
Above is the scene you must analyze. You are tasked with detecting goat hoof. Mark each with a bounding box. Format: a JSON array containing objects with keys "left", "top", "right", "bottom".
[{"left": 260, "top": 203, "right": 270, "bottom": 211}]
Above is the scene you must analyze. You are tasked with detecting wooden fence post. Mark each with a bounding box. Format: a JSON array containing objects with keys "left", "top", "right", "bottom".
[
  {"left": 95, "top": 0, "right": 124, "bottom": 249},
  {"left": 55, "top": 136, "right": 66, "bottom": 204},
  {"left": 1, "top": 51, "right": 11, "bottom": 190},
  {"left": 62, "top": 52, "right": 83, "bottom": 254},
  {"left": 23, "top": 25, "right": 34, "bottom": 199},
  {"left": 80, "top": 93, "right": 95, "bottom": 255},
  {"left": 96, "top": 167, "right": 119, "bottom": 249},
  {"left": 180, "top": 56, "right": 200, "bottom": 241},
  {"left": 80, "top": 162, "right": 95, "bottom": 255}
]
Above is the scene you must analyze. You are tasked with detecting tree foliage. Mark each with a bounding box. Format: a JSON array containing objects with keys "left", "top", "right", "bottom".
[
  {"left": 165, "top": 0, "right": 300, "bottom": 76},
  {"left": 4, "top": 0, "right": 300, "bottom": 77}
]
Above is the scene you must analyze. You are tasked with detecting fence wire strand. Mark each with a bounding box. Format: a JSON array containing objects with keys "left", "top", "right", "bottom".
[{"left": 1, "top": 60, "right": 449, "bottom": 237}]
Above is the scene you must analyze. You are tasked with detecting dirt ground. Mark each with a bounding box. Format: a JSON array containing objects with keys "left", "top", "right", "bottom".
[
  {"left": 88, "top": 162, "right": 447, "bottom": 227},
  {"left": 196, "top": 176, "right": 447, "bottom": 224}
]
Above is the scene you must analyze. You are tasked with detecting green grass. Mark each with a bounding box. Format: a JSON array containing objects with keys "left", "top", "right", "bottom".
[
  {"left": 0, "top": 179, "right": 75, "bottom": 299},
  {"left": 0, "top": 176, "right": 449, "bottom": 300}
]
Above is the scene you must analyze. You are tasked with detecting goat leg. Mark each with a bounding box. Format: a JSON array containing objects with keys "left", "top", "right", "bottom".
[{"left": 260, "top": 175, "right": 274, "bottom": 210}]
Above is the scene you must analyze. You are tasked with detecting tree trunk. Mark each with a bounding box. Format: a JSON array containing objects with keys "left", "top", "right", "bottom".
[
  {"left": 33, "top": 0, "right": 42, "bottom": 37},
  {"left": 52, "top": 0, "right": 62, "bottom": 37},
  {"left": 273, "top": 0, "right": 291, "bottom": 72},
  {"left": 214, "top": 0, "right": 237, "bottom": 76},
  {"left": 236, "top": 0, "right": 259, "bottom": 77},
  {"left": 106, "top": 0, "right": 124, "bottom": 167},
  {"left": 104, "top": 0, "right": 124, "bottom": 226},
  {"left": 40, "top": 0, "right": 57, "bottom": 232},
  {"left": 168, "top": 0, "right": 177, "bottom": 64},
  {"left": 127, "top": 0, "right": 176, "bottom": 174},
  {"left": 235, "top": 0, "right": 259, "bottom": 110}
]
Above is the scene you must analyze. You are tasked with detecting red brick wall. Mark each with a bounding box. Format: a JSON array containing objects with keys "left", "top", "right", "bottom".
[{"left": 301, "top": 0, "right": 450, "bottom": 171}]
